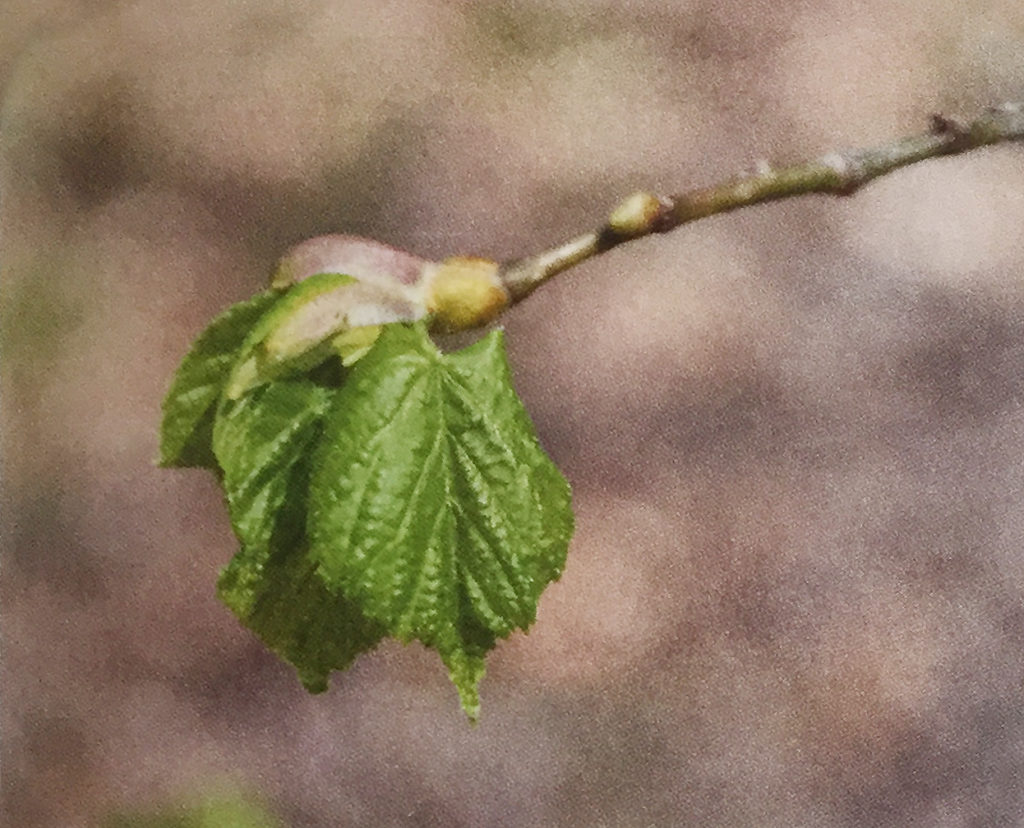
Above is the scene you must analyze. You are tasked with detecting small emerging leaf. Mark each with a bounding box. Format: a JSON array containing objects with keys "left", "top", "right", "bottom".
[
  {"left": 227, "top": 273, "right": 426, "bottom": 399},
  {"left": 159, "top": 291, "right": 278, "bottom": 469},
  {"left": 333, "top": 324, "right": 382, "bottom": 366},
  {"left": 308, "top": 323, "right": 573, "bottom": 718}
]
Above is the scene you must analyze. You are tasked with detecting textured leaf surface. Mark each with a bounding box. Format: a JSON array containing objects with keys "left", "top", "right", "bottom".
[
  {"left": 159, "top": 291, "right": 278, "bottom": 469},
  {"left": 213, "top": 378, "right": 382, "bottom": 691},
  {"left": 217, "top": 507, "right": 384, "bottom": 693},
  {"left": 213, "top": 380, "right": 329, "bottom": 556},
  {"left": 162, "top": 280, "right": 575, "bottom": 718},
  {"left": 308, "top": 323, "right": 573, "bottom": 718}
]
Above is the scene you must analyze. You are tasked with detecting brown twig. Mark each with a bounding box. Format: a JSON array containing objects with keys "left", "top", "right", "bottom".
[{"left": 498, "top": 103, "right": 1024, "bottom": 303}]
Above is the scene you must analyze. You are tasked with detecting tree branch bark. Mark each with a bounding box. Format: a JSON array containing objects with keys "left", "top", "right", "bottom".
[{"left": 499, "top": 102, "right": 1024, "bottom": 303}]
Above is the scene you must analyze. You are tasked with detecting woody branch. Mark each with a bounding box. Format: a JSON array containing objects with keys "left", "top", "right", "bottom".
[{"left": 499, "top": 102, "right": 1024, "bottom": 303}]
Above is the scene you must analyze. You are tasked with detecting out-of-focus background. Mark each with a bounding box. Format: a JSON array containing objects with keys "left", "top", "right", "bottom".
[{"left": 5, "top": 1, "right": 1024, "bottom": 825}]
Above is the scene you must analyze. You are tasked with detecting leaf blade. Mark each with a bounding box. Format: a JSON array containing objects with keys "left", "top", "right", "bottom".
[
  {"left": 159, "top": 291, "right": 279, "bottom": 469},
  {"left": 213, "top": 379, "right": 329, "bottom": 556},
  {"left": 308, "top": 323, "right": 573, "bottom": 718},
  {"left": 212, "top": 377, "right": 383, "bottom": 691},
  {"left": 217, "top": 471, "right": 385, "bottom": 693}
]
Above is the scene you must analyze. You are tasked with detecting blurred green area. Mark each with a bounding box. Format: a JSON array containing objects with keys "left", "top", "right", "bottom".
[{"left": 102, "top": 791, "right": 282, "bottom": 828}]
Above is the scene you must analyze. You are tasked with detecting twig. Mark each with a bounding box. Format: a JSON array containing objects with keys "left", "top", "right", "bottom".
[{"left": 498, "top": 103, "right": 1024, "bottom": 302}]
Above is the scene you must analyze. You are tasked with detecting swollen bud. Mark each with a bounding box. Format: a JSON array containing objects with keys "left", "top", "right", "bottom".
[
  {"left": 607, "top": 191, "right": 666, "bottom": 237},
  {"left": 424, "top": 257, "right": 510, "bottom": 333}
]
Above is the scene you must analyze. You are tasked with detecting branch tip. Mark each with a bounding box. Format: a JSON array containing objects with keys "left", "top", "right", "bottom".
[{"left": 488, "top": 102, "right": 1024, "bottom": 317}]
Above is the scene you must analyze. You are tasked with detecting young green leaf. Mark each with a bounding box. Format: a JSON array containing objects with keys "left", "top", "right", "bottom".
[
  {"left": 226, "top": 272, "right": 427, "bottom": 399},
  {"left": 159, "top": 291, "right": 279, "bottom": 470},
  {"left": 213, "top": 379, "right": 329, "bottom": 556},
  {"left": 307, "top": 323, "right": 573, "bottom": 719},
  {"left": 213, "top": 378, "right": 383, "bottom": 691},
  {"left": 217, "top": 514, "right": 385, "bottom": 694}
]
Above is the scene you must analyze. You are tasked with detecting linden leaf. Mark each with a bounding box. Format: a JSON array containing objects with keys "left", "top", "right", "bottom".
[
  {"left": 308, "top": 323, "right": 573, "bottom": 719},
  {"left": 212, "top": 378, "right": 383, "bottom": 691},
  {"left": 216, "top": 515, "right": 385, "bottom": 694},
  {"left": 213, "top": 379, "right": 329, "bottom": 556},
  {"left": 158, "top": 291, "right": 278, "bottom": 469}
]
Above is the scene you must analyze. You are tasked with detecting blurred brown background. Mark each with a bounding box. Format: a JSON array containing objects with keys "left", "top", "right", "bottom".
[{"left": 5, "top": 1, "right": 1024, "bottom": 825}]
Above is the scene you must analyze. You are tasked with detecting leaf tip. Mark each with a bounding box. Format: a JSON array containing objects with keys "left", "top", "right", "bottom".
[
  {"left": 299, "top": 672, "right": 330, "bottom": 694},
  {"left": 443, "top": 649, "right": 486, "bottom": 724}
]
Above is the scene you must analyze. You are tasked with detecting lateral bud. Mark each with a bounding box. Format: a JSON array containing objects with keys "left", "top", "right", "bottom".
[{"left": 607, "top": 191, "right": 668, "bottom": 237}]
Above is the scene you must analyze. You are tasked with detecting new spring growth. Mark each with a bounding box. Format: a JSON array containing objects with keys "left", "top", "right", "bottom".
[
  {"left": 228, "top": 97, "right": 1024, "bottom": 401},
  {"left": 423, "top": 256, "right": 509, "bottom": 333},
  {"left": 607, "top": 191, "right": 671, "bottom": 237},
  {"left": 224, "top": 238, "right": 514, "bottom": 398}
]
